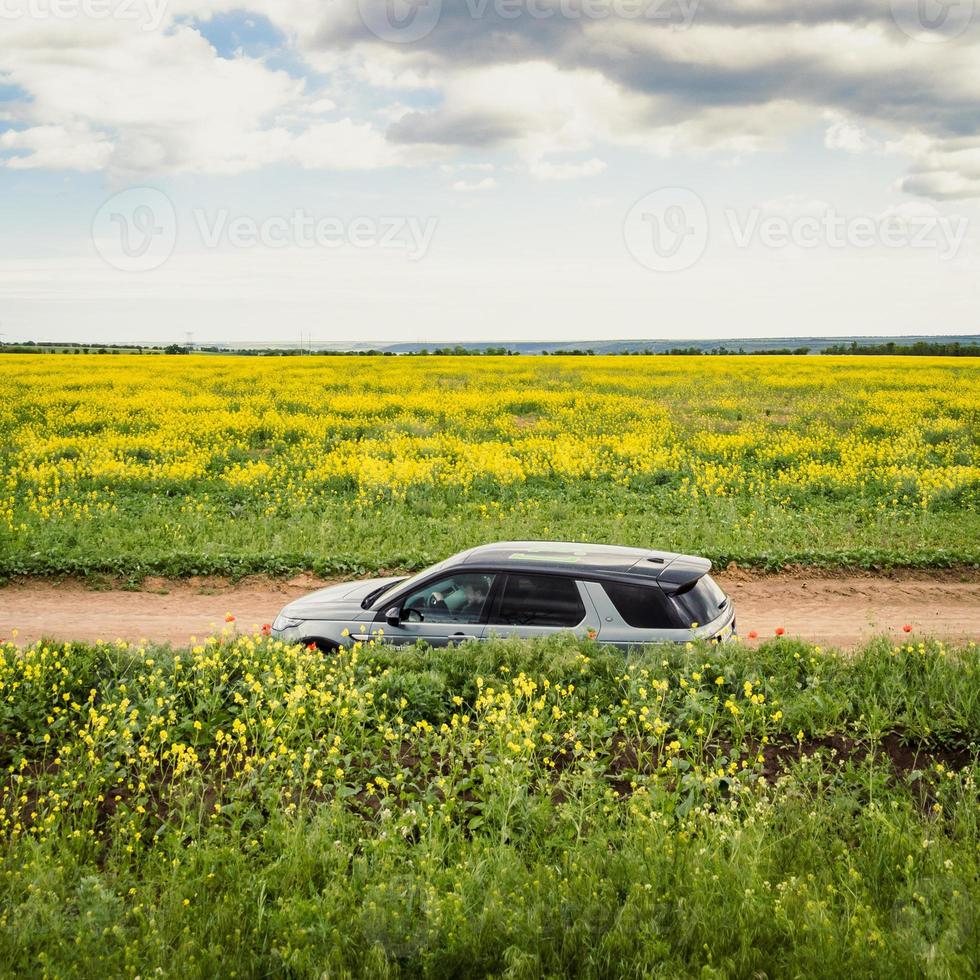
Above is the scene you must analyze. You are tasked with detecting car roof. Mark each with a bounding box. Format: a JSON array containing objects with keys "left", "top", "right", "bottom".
[{"left": 460, "top": 541, "right": 712, "bottom": 590}]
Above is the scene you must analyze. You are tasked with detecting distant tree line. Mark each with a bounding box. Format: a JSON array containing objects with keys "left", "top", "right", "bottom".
[
  {"left": 620, "top": 346, "right": 812, "bottom": 356},
  {"left": 821, "top": 341, "right": 980, "bottom": 356},
  {"left": 227, "top": 347, "right": 524, "bottom": 357},
  {"left": 414, "top": 346, "right": 522, "bottom": 356},
  {"left": 2, "top": 339, "right": 976, "bottom": 357},
  {"left": 0, "top": 341, "right": 165, "bottom": 354}
]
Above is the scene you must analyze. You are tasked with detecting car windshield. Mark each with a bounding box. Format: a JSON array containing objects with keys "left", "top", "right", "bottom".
[
  {"left": 361, "top": 578, "right": 408, "bottom": 608},
  {"left": 672, "top": 575, "right": 728, "bottom": 627},
  {"left": 363, "top": 556, "right": 459, "bottom": 609}
]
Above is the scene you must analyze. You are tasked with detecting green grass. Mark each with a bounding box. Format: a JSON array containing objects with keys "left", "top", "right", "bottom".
[
  {"left": 2, "top": 483, "right": 977, "bottom": 583},
  {"left": 1, "top": 632, "right": 977, "bottom": 977}
]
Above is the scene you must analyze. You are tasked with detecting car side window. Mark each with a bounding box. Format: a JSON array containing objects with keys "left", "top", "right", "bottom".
[
  {"left": 401, "top": 573, "right": 495, "bottom": 624},
  {"left": 601, "top": 582, "right": 676, "bottom": 629},
  {"left": 489, "top": 574, "right": 586, "bottom": 628}
]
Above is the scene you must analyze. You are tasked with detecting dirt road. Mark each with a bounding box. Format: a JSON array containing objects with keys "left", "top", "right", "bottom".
[{"left": 1, "top": 572, "right": 978, "bottom": 649}]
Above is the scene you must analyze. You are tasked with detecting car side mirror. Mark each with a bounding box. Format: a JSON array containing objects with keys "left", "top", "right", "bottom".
[{"left": 385, "top": 606, "right": 402, "bottom": 627}]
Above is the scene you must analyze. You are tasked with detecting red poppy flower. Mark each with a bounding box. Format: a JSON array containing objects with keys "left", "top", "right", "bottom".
[
  {"left": 747, "top": 631, "right": 758, "bottom": 640},
  {"left": 775, "top": 627, "right": 785, "bottom": 637},
  {"left": 261, "top": 623, "right": 272, "bottom": 636},
  {"left": 225, "top": 613, "right": 236, "bottom": 623},
  {"left": 903, "top": 624, "right": 913, "bottom": 633}
]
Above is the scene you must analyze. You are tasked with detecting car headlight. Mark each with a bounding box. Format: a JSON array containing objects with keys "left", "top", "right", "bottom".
[{"left": 273, "top": 615, "right": 303, "bottom": 631}]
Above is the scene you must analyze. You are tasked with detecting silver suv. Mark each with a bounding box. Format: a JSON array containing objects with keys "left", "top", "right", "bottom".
[{"left": 271, "top": 542, "right": 736, "bottom": 651}]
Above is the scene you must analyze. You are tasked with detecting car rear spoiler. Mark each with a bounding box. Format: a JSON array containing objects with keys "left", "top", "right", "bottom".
[{"left": 652, "top": 556, "right": 713, "bottom": 595}]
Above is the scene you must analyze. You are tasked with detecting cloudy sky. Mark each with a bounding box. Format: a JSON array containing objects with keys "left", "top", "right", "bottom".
[{"left": 1, "top": 0, "right": 978, "bottom": 345}]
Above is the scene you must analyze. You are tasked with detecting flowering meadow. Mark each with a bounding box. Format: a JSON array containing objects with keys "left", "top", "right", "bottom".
[
  {"left": 2, "top": 353, "right": 978, "bottom": 976},
  {"left": 0, "top": 629, "right": 977, "bottom": 977},
  {"left": 0, "top": 354, "right": 977, "bottom": 580}
]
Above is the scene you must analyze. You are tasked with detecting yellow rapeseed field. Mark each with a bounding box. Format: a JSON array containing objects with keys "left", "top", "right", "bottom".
[{"left": 0, "top": 353, "right": 977, "bottom": 574}]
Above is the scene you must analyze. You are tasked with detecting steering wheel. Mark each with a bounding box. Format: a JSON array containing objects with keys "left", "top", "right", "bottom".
[{"left": 427, "top": 593, "right": 449, "bottom": 611}]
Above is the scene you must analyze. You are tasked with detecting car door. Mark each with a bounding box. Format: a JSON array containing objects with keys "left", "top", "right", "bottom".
[
  {"left": 484, "top": 573, "right": 596, "bottom": 641},
  {"left": 378, "top": 572, "right": 497, "bottom": 647}
]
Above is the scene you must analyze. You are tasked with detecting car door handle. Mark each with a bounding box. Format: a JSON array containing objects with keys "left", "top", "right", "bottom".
[{"left": 451, "top": 633, "right": 478, "bottom": 641}]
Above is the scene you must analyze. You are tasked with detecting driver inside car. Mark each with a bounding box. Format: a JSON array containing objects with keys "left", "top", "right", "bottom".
[{"left": 425, "top": 577, "right": 490, "bottom": 620}]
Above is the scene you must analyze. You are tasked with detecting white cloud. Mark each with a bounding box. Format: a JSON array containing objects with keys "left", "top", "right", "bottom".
[
  {"left": 1, "top": 124, "right": 114, "bottom": 171},
  {"left": 440, "top": 162, "right": 496, "bottom": 173},
  {"left": 0, "top": 23, "right": 301, "bottom": 174},
  {"left": 452, "top": 176, "right": 497, "bottom": 191},
  {"left": 761, "top": 194, "right": 834, "bottom": 218},
  {"left": 896, "top": 142, "right": 980, "bottom": 200},
  {"left": 286, "top": 119, "right": 403, "bottom": 170},
  {"left": 528, "top": 157, "right": 607, "bottom": 180},
  {"left": 825, "top": 117, "right": 879, "bottom": 154},
  {"left": 899, "top": 169, "right": 980, "bottom": 201},
  {"left": 1, "top": 0, "right": 980, "bottom": 197},
  {"left": 296, "top": 8, "right": 980, "bottom": 198},
  {"left": 0, "top": 14, "right": 435, "bottom": 176}
]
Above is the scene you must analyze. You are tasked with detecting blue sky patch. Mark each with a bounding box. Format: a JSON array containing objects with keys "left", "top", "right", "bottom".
[
  {"left": 0, "top": 81, "right": 30, "bottom": 104},
  {"left": 190, "top": 10, "right": 286, "bottom": 61}
]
